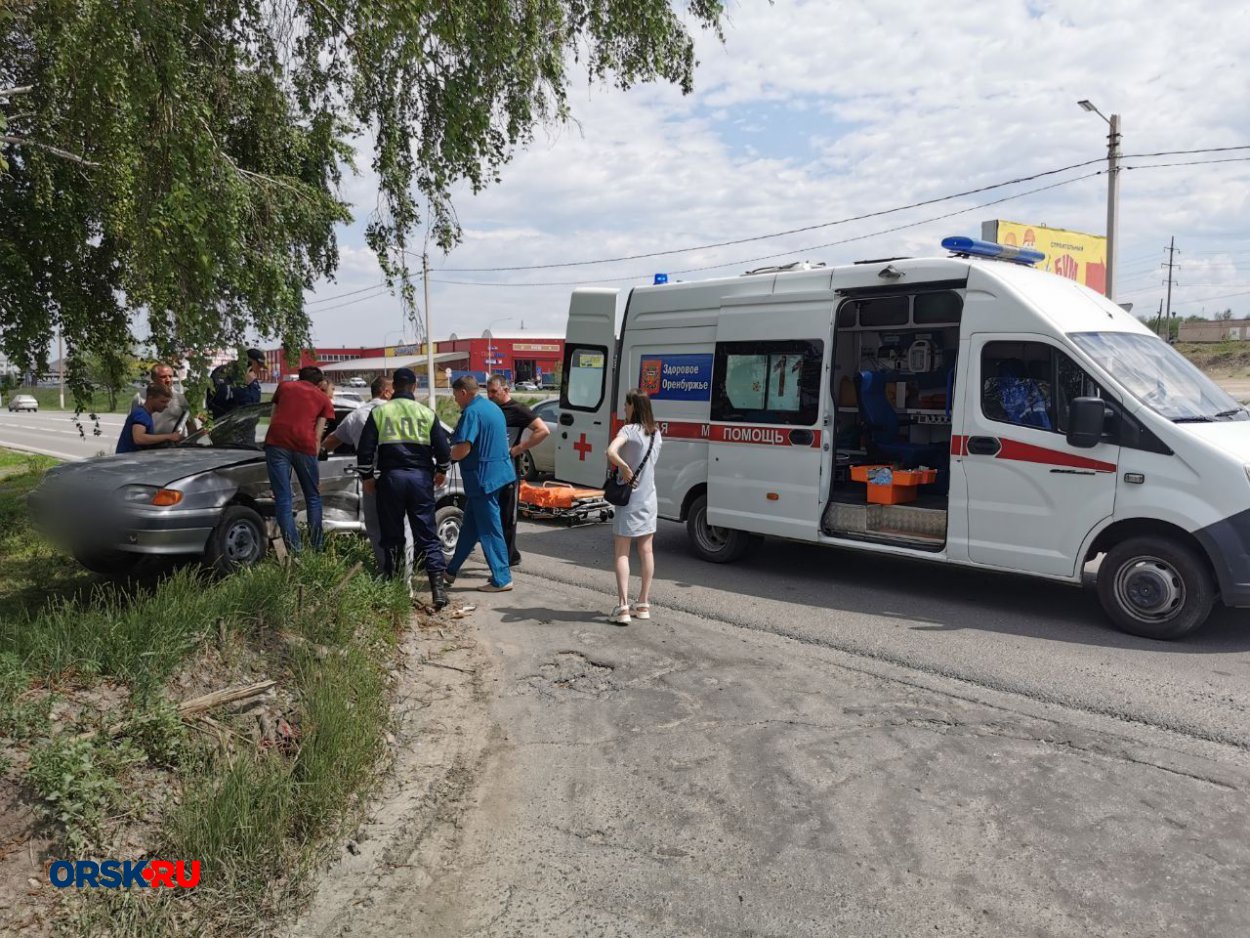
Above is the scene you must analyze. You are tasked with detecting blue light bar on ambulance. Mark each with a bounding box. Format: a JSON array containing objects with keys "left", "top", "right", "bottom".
[
  {"left": 941, "top": 236, "right": 1045, "bottom": 266},
  {"left": 654, "top": 273, "right": 669, "bottom": 285}
]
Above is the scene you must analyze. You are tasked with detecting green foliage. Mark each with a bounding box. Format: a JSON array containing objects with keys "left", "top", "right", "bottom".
[
  {"left": 28, "top": 734, "right": 143, "bottom": 853},
  {"left": 123, "top": 695, "right": 189, "bottom": 769},
  {"left": 1, "top": 0, "right": 724, "bottom": 406},
  {"left": 0, "top": 651, "right": 51, "bottom": 739}
]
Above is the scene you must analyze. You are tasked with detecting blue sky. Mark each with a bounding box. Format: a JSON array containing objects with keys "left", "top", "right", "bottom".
[{"left": 302, "top": 0, "right": 1250, "bottom": 347}]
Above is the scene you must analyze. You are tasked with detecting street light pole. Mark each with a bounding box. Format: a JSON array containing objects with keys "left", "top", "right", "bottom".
[
  {"left": 484, "top": 317, "right": 513, "bottom": 382},
  {"left": 382, "top": 328, "right": 407, "bottom": 381},
  {"left": 423, "top": 251, "right": 436, "bottom": 410},
  {"left": 1078, "top": 100, "right": 1121, "bottom": 301}
]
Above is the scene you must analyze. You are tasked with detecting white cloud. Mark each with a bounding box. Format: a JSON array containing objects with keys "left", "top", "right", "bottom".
[{"left": 303, "top": 0, "right": 1250, "bottom": 346}]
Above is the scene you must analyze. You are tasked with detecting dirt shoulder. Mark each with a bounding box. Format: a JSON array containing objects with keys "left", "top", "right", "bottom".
[
  {"left": 287, "top": 601, "right": 498, "bottom": 937},
  {"left": 288, "top": 566, "right": 1250, "bottom": 938}
]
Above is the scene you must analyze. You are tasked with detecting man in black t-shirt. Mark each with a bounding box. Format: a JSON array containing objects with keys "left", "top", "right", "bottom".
[{"left": 486, "top": 374, "right": 551, "bottom": 565}]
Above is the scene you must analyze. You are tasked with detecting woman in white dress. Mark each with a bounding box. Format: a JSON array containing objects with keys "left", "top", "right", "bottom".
[{"left": 605, "top": 389, "right": 663, "bottom": 625}]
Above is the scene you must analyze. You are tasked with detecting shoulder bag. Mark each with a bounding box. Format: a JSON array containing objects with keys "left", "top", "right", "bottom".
[{"left": 603, "top": 430, "right": 656, "bottom": 507}]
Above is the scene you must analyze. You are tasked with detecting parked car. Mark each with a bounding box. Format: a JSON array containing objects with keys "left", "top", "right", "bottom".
[
  {"left": 331, "top": 391, "right": 364, "bottom": 409},
  {"left": 347, "top": 376, "right": 367, "bottom": 388},
  {"left": 8, "top": 394, "right": 38, "bottom": 413},
  {"left": 517, "top": 397, "right": 559, "bottom": 480},
  {"left": 515, "top": 380, "right": 539, "bottom": 392},
  {"left": 27, "top": 403, "right": 465, "bottom": 575}
]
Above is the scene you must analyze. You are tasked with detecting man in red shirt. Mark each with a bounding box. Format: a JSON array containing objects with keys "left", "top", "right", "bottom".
[{"left": 264, "top": 365, "right": 336, "bottom": 552}]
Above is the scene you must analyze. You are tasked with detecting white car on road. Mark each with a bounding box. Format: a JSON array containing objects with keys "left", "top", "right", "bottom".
[
  {"left": 517, "top": 397, "right": 559, "bottom": 480},
  {"left": 7, "top": 394, "right": 38, "bottom": 413}
]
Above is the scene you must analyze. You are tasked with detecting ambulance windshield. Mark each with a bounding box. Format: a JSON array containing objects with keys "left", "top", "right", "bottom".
[{"left": 1071, "top": 332, "right": 1246, "bottom": 423}]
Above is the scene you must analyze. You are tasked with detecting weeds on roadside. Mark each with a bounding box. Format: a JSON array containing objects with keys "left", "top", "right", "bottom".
[
  {"left": 2, "top": 454, "right": 418, "bottom": 937},
  {"left": 27, "top": 735, "right": 144, "bottom": 855}
]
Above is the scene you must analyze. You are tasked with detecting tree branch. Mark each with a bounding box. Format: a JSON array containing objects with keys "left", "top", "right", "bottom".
[
  {"left": 0, "top": 134, "right": 99, "bottom": 166},
  {"left": 0, "top": 86, "right": 33, "bottom": 99}
]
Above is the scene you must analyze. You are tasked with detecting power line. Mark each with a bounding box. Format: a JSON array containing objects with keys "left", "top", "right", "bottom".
[
  {"left": 426, "top": 145, "right": 1250, "bottom": 275},
  {"left": 306, "top": 286, "right": 391, "bottom": 312},
  {"left": 425, "top": 157, "right": 1109, "bottom": 273},
  {"left": 429, "top": 171, "right": 1100, "bottom": 288},
  {"left": 305, "top": 282, "right": 388, "bottom": 305}
]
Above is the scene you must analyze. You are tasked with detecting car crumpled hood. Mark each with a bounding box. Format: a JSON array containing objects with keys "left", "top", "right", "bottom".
[{"left": 43, "top": 448, "right": 262, "bottom": 491}]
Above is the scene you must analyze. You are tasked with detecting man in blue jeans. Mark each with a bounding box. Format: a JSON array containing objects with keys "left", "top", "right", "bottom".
[
  {"left": 446, "top": 375, "right": 514, "bottom": 592},
  {"left": 264, "top": 365, "right": 335, "bottom": 553}
]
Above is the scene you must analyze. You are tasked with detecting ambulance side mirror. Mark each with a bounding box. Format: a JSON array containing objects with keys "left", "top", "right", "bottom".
[{"left": 1067, "top": 397, "right": 1107, "bottom": 449}]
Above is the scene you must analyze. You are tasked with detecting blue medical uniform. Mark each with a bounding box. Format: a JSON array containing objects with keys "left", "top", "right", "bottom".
[{"left": 447, "top": 395, "right": 513, "bottom": 587}]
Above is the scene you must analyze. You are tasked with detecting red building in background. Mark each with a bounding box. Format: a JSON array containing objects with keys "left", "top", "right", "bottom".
[{"left": 263, "top": 335, "right": 562, "bottom": 385}]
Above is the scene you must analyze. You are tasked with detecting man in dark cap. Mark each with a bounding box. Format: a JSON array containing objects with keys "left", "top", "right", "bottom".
[
  {"left": 357, "top": 367, "right": 452, "bottom": 609},
  {"left": 207, "top": 348, "right": 267, "bottom": 420}
]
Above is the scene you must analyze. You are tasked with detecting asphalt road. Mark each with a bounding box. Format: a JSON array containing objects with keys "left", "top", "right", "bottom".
[
  {"left": 295, "top": 554, "right": 1250, "bottom": 938},
  {"left": 0, "top": 409, "right": 127, "bottom": 461},
  {"left": 514, "top": 518, "right": 1250, "bottom": 753}
]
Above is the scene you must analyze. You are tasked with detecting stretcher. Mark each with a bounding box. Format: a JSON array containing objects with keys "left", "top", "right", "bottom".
[{"left": 517, "top": 481, "right": 614, "bottom": 526}]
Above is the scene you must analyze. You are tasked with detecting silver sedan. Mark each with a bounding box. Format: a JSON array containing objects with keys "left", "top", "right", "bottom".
[
  {"left": 516, "top": 397, "right": 559, "bottom": 480},
  {"left": 27, "top": 403, "right": 465, "bottom": 575}
]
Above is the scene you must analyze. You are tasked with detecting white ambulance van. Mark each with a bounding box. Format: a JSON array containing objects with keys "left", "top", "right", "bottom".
[{"left": 554, "top": 237, "right": 1250, "bottom": 640}]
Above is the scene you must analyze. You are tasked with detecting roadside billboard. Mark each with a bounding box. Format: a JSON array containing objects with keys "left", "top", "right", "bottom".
[{"left": 981, "top": 220, "right": 1107, "bottom": 294}]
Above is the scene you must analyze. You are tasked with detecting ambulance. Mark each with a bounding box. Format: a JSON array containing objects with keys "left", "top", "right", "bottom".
[{"left": 554, "top": 237, "right": 1250, "bottom": 640}]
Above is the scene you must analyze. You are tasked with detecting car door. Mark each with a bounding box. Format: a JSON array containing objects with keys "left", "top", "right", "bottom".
[
  {"left": 527, "top": 400, "right": 559, "bottom": 473},
  {"left": 959, "top": 336, "right": 1118, "bottom": 576}
]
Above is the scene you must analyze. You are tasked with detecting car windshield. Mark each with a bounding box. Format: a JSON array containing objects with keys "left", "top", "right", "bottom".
[
  {"left": 1070, "top": 332, "right": 1245, "bottom": 422},
  {"left": 180, "top": 403, "right": 272, "bottom": 450}
]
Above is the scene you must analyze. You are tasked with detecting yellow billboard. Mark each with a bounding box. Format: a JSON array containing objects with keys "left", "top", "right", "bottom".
[{"left": 981, "top": 220, "right": 1107, "bottom": 294}]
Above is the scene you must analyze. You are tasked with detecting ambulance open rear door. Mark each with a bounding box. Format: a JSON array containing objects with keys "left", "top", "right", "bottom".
[{"left": 556, "top": 288, "right": 618, "bottom": 487}]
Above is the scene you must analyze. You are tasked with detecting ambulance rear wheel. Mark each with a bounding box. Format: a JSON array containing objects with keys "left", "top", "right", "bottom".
[
  {"left": 686, "top": 494, "right": 758, "bottom": 563},
  {"left": 1096, "top": 536, "right": 1215, "bottom": 640}
]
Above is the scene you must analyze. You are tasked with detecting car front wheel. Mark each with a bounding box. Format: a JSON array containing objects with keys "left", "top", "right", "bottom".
[
  {"left": 435, "top": 504, "right": 463, "bottom": 560},
  {"left": 518, "top": 450, "right": 538, "bottom": 481},
  {"left": 204, "top": 505, "right": 268, "bottom": 573}
]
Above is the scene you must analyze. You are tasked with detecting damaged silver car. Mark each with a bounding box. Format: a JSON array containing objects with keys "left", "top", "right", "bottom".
[{"left": 27, "top": 403, "right": 465, "bottom": 575}]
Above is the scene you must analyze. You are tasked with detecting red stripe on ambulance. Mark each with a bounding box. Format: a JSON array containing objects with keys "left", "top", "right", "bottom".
[
  {"left": 615, "top": 418, "right": 820, "bottom": 448},
  {"left": 950, "top": 434, "right": 1114, "bottom": 472}
]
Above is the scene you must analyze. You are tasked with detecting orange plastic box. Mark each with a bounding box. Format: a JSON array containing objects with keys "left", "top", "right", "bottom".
[{"left": 849, "top": 465, "right": 937, "bottom": 506}]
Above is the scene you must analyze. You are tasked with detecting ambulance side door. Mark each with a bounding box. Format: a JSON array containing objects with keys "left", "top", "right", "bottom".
[
  {"left": 959, "top": 334, "right": 1119, "bottom": 576},
  {"left": 707, "top": 297, "right": 833, "bottom": 541}
]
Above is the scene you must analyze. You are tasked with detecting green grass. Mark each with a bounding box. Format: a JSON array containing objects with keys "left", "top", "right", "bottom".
[{"left": 0, "top": 453, "right": 417, "bottom": 936}]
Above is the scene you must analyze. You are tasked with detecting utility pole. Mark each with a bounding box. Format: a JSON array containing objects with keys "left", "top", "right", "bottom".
[
  {"left": 1163, "top": 236, "right": 1179, "bottom": 339},
  {"left": 1106, "top": 113, "right": 1121, "bottom": 301},
  {"left": 57, "top": 329, "right": 64, "bottom": 409},
  {"left": 1076, "top": 101, "right": 1120, "bottom": 300},
  {"left": 423, "top": 250, "right": 436, "bottom": 410}
]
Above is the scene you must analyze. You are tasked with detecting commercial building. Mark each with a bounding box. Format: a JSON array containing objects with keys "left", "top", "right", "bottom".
[
  {"left": 264, "top": 333, "right": 564, "bottom": 385},
  {"left": 1177, "top": 319, "right": 1250, "bottom": 343}
]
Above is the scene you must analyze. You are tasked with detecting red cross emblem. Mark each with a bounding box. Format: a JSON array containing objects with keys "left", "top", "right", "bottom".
[{"left": 573, "top": 433, "right": 593, "bottom": 461}]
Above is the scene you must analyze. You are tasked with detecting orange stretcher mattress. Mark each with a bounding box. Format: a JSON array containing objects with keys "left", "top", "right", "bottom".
[{"left": 518, "top": 481, "right": 606, "bottom": 509}]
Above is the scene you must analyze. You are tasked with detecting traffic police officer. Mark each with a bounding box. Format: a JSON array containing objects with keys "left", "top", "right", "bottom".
[{"left": 357, "top": 368, "right": 452, "bottom": 610}]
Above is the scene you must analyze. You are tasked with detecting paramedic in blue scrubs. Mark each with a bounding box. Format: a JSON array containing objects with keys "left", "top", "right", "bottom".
[{"left": 445, "top": 375, "right": 514, "bottom": 591}]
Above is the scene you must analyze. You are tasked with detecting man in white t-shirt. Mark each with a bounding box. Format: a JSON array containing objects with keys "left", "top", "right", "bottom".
[
  {"left": 131, "top": 364, "right": 199, "bottom": 435},
  {"left": 322, "top": 375, "right": 411, "bottom": 574}
]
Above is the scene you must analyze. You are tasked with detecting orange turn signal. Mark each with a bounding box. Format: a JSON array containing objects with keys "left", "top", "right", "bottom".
[
  {"left": 151, "top": 489, "right": 183, "bottom": 507},
  {"left": 766, "top": 492, "right": 779, "bottom": 501}
]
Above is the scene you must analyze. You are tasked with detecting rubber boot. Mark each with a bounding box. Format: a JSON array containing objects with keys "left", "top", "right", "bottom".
[{"left": 428, "top": 571, "right": 449, "bottom": 611}]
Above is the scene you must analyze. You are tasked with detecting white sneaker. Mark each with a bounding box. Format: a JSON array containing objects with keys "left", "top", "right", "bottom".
[
  {"left": 629, "top": 602, "right": 651, "bottom": 620},
  {"left": 608, "top": 604, "right": 631, "bottom": 626}
]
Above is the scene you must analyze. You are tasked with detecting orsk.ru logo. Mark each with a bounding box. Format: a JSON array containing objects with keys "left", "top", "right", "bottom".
[{"left": 48, "top": 860, "right": 201, "bottom": 889}]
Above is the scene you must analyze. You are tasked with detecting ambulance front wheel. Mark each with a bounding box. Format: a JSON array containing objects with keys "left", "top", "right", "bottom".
[
  {"left": 686, "top": 494, "right": 759, "bottom": 564},
  {"left": 1096, "top": 536, "right": 1216, "bottom": 641}
]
